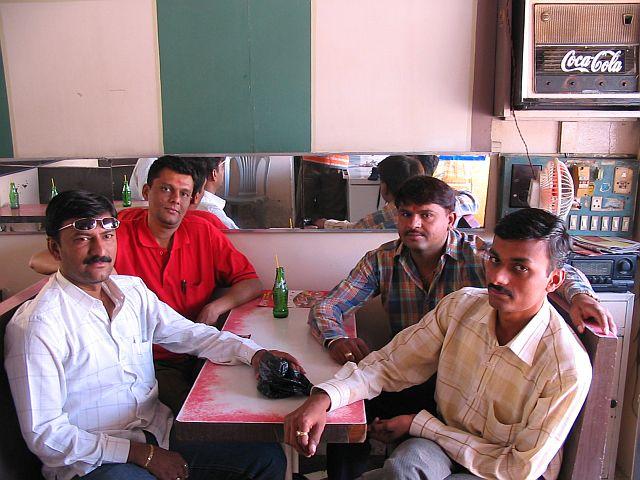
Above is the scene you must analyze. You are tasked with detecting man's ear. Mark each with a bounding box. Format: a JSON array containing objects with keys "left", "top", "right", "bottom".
[
  {"left": 447, "top": 211, "right": 457, "bottom": 229},
  {"left": 47, "top": 237, "right": 62, "bottom": 262},
  {"left": 142, "top": 183, "right": 150, "bottom": 200},
  {"left": 546, "top": 268, "right": 565, "bottom": 293}
]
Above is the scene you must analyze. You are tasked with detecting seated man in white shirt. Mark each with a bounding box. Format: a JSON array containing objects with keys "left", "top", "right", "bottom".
[
  {"left": 5, "top": 190, "right": 295, "bottom": 480},
  {"left": 285, "top": 208, "right": 592, "bottom": 480},
  {"left": 191, "top": 156, "right": 240, "bottom": 229}
]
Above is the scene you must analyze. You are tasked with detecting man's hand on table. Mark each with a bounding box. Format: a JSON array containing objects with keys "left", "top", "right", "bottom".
[
  {"left": 195, "top": 302, "right": 225, "bottom": 326},
  {"left": 284, "top": 391, "right": 331, "bottom": 457},
  {"left": 250, "top": 349, "right": 305, "bottom": 379},
  {"left": 368, "top": 414, "right": 416, "bottom": 444},
  {"left": 129, "top": 441, "right": 189, "bottom": 480},
  {"left": 569, "top": 293, "right": 616, "bottom": 336},
  {"left": 328, "top": 337, "right": 370, "bottom": 364}
]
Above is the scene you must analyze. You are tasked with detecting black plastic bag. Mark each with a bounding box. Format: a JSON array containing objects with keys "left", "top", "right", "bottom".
[{"left": 256, "top": 352, "right": 312, "bottom": 398}]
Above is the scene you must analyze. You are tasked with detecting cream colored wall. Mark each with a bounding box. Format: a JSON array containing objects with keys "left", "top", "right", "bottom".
[
  {"left": 228, "top": 230, "right": 398, "bottom": 290},
  {"left": 312, "top": 0, "right": 477, "bottom": 152},
  {"left": 0, "top": 0, "right": 162, "bottom": 158}
]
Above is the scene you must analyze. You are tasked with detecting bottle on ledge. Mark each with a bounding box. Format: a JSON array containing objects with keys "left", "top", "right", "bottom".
[
  {"left": 9, "top": 181, "right": 19, "bottom": 209},
  {"left": 122, "top": 174, "right": 132, "bottom": 207},
  {"left": 272, "top": 266, "right": 289, "bottom": 318},
  {"left": 50, "top": 178, "right": 58, "bottom": 200}
]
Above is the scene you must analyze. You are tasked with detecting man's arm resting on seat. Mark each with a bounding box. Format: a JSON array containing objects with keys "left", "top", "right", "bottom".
[
  {"left": 195, "top": 277, "right": 263, "bottom": 326},
  {"left": 557, "top": 264, "right": 615, "bottom": 335},
  {"left": 29, "top": 249, "right": 59, "bottom": 274}
]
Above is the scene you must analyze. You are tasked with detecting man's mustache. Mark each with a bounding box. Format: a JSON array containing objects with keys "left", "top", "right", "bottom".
[
  {"left": 403, "top": 229, "right": 424, "bottom": 236},
  {"left": 83, "top": 255, "right": 112, "bottom": 265},
  {"left": 488, "top": 283, "right": 513, "bottom": 297}
]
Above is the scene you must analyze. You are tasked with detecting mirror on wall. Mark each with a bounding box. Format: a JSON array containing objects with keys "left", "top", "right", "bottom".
[{"left": 0, "top": 154, "right": 490, "bottom": 230}]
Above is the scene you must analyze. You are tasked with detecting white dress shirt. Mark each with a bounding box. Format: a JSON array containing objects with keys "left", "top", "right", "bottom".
[
  {"left": 316, "top": 288, "right": 592, "bottom": 480},
  {"left": 198, "top": 190, "right": 239, "bottom": 229},
  {"left": 5, "top": 272, "right": 262, "bottom": 480},
  {"left": 130, "top": 157, "right": 157, "bottom": 201}
]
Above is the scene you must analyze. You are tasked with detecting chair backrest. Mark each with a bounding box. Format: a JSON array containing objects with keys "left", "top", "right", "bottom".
[
  {"left": 547, "top": 292, "right": 619, "bottom": 480},
  {"left": 0, "top": 279, "right": 47, "bottom": 480},
  {"left": 224, "top": 156, "right": 270, "bottom": 198}
]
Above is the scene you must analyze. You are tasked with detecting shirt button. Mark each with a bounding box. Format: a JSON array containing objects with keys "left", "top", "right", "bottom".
[{"left": 160, "top": 251, "right": 164, "bottom": 255}]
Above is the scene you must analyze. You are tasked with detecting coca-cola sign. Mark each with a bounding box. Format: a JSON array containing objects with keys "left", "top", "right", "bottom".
[{"left": 560, "top": 49, "right": 623, "bottom": 74}]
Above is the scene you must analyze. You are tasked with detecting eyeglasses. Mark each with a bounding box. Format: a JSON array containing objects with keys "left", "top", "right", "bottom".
[{"left": 58, "top": 217, "right": 120, "bottom": 232}]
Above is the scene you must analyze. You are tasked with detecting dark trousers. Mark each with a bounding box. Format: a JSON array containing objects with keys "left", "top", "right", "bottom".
[
  {"left": 81, "top": 429, "right": 286, "bottom": 480},
  {"left": 154, "top": 356, "right": 204, "bottom": 416},
  {"left": 326, "top": 375, "right": 438, "bottom": 480}
]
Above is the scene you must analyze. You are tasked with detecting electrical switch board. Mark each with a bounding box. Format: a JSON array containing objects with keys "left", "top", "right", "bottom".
[{"left": 500, "top": 155, "right": 639, "bottom": 238}]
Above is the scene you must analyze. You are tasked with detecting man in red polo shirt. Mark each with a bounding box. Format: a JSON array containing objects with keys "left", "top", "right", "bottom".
[
  {"left": 30, "top": 155, "right": 263, "bottom": 414},
  {"left": 119, "top": 155, "right": 262, "bottom": 413}
]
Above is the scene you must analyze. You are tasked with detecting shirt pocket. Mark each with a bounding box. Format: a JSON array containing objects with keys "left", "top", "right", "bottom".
[{"left": 483, "top": 401, "right": 524, "bottom": 446}]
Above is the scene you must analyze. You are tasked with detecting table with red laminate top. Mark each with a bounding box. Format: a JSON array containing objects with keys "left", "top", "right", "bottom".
[{"left": 175, "top": 297, "right": 367, "bottom": 445}]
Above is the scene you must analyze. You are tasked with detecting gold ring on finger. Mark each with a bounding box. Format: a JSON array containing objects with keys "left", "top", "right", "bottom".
[{"left": 296, "top": 430, "right": 309, "bottom": 437}]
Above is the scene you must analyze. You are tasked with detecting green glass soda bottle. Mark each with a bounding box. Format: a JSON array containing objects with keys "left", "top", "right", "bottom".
[
  {"left": 50, "top": 178, "right": 58, "bottom": 200},
  {"left": 272, "top": 266, "right": 289, "bottom": 318},
  {"left": 9, "top": 181, "right": 19, "bottom": 209},
  {"left": 122, "top": 175, "right": 132, "bottom": 207}
]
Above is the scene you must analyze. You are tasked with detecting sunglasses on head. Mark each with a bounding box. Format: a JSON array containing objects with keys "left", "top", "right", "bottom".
[{"left": 58, "top": 217, "right": 120, "bottom": 232}]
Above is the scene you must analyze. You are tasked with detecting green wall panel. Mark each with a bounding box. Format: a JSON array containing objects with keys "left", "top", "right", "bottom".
[
  {"left": 249, "top": 0, "right": 310, "bottom": 152},
  {"left": 156, "top": 0, "right": 310, "bottom": 153},
  {"left": 0, "top": 47, "right": 13, "bottom": 158}
]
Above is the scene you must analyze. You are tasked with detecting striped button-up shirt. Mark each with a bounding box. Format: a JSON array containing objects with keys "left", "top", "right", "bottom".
[
  {"left": 317, "top": 288, "right": 592, "bottom": 480},
  {"left": 309, "top": 229, "right": 594, "bottom": 343}
]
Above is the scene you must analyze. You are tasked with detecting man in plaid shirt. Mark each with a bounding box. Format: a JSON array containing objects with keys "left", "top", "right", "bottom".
[
  {"left": 310, "top": 176, "right": 612, "bottom": 366},
  {"left": 309, "top": 175, "right": 612, "bottom": 479}
]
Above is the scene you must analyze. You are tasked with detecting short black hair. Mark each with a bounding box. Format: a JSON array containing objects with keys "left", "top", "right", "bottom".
[
  {"left": 187, "top": 157, "right": 225, "bottom": 190},
  {"left": 45, "top": 190, "right": 116, "bottom": 240},
  {"left": 377, "top": 155, "right": 424, "bottom": 197},
  {"left": 412, "top": 155, "right": 440, "bottom": 176},
  {"left": 184, "top": 157, "right": 208, "bottom": 194},
  {"left": 494, "top": 208, "right": 571, "bottom": 271},
  {"left": 394, "top": 175, "right": 456, "bottom": 212},
  {"left": 146, "top": 155, "right": 198, "bottom": 193}
]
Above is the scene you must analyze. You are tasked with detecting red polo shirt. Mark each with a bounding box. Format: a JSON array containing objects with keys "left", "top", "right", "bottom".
[{"left": 114, "top": 212, "right": 258, "bottom": 361}]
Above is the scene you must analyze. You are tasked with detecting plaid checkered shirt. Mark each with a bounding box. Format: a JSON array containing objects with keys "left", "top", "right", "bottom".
[{"left": 309, "top": 229, "right": 595, "bottom": 344}]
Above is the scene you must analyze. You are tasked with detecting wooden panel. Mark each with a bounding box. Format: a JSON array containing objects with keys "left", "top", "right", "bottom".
[
  {"left": 0, "top": 48, "right": 13, "bottom": 158},
  {"left": 249, "top": 0, "right": 311, "bottom": 152}
]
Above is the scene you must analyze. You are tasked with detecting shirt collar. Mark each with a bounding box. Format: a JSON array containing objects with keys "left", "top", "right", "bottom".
[
  {"left": 53, "top": 271, "right": 125, "bottom": 314},
  {"left": 506, "top": 300, "right": 552, "bottom": 365},
  {"left": 202, "top": 190, "right": 226, "bottom": 209},
  {"left": 479, "top": 298, "right": 552, "bottom": 366},
  {"left": 394, "top": 228, "right": 462, "bottom": 262},
  {"left": 133, "top": 211, "right": 189, "bottom": 250}
]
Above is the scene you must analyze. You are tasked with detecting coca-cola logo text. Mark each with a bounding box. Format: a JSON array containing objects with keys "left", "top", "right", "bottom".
[{"left": 560, "top": 50, "right": 623, "bottom": 73}]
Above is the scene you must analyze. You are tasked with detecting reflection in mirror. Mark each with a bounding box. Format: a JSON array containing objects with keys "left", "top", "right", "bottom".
[
  {"left": 292, "top": 154, "right": 489, "bottom": 231},
  {"left": 0, "top": 154, "right": 489, "bottom": 230}
]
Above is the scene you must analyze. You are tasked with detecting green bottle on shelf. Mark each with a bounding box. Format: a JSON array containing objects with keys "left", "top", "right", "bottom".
[
  {"left": 272, "top": 266, "right": 289, "bottom": 318},
  {"left": 50, "top": 178, "right": 58, "bottom": 200},
  {"left": 122, "top": 175, "right": 132, "bottom": 207},
  {"left": 9, "top": 182, "right": 19, "bottom": 209}
]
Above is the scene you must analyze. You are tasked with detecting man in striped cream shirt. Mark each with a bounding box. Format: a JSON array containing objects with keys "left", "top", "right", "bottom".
[{"left": 286, "top": 208, "right": 592, "bottom": 480}]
